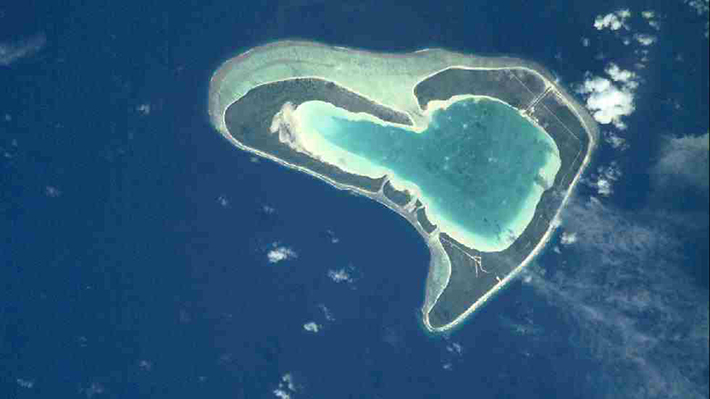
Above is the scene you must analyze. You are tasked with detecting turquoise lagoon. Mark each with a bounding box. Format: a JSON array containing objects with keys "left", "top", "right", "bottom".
[{"left": 297, "top": 98, "right": 561, "bottom": 252}]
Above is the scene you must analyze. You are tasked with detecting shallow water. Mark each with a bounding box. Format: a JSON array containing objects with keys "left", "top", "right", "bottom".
[{"left": 299, "top": 97, "right": 561, "bottom": 251}]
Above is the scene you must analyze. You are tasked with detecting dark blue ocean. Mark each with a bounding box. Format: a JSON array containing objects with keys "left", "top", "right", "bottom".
[{"left": 2, "top": 1, "right": 708, "bottom": 398}]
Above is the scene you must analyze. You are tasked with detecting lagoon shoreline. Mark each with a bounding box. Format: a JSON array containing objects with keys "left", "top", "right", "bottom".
[{"left": 208, "top": 40, "right": 599, "bottom": 334}]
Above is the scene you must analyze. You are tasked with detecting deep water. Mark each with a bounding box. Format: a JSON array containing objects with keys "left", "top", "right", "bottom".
[{"left": 1, "top": 1, "right": 707, "bottom": 398}]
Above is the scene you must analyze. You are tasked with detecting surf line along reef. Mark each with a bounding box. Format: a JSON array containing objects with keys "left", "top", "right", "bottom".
[{"left": 208, "top": 41, "right": 599, "bottom": 333}]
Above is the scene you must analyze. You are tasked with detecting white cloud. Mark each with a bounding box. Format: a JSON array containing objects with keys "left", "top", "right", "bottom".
[
  {"left": 522, "top": 197, "right": 709, "bottom": 399},
  {"left": 326, "top": 230, "right": 340, "bottom": 244},
  {"left": 440, "top": 340, "right": 466, "bottom": 370},
  {"left": 136, "top": 103, "right": 151, "bottom": 116},
  {"left": 594, "top": 178, "right": 614, "bottom": 196},
  {"left": 327, "top": 269, "right": 352, "bottom": 283},
  {"left": 273, "top": 373, "right": 300, "bottom": 399},
  {"left": 606, "top": 63, "right": 639, "bottom": 85},
  {"left": 318, "top": 303, "right": 335, "bottom": 321},
  {"left": 273, "top": 389, "right": 291, "bottom": 399},
  {"left": 267, "top": 244, "right": 298, "bottom": 264},
  {"left": 138, "top": 359, "right": 153, "bottom": 371},
  {"left": 327, "top": 265, "right": 359, "bottom": 286},
  {"left": 45, "top": 186, "right": 62, "bottom": 198},
  {"left": 685, "top": 0, "right": 709, "bottom": 15},
  {"left": 642, "top": 11, "right": 662, "bottom": 30},
  {"left": 617, "top": 9, "right": 632, "bottom": 18},
  {"left": 16, "top": 378, "right": 34, "bottom": 389},
  {"left": 560, "top": 196, "right": 706, "bottom": 267},
  {"left": 577, "top": 64, "right": 638, "bottom": 130},
  {"left": 651, "top": 133, "right": 709, "bottom": 195},
  {"left": 634, "top": 33, "right": 658, "bottom": 46},
  {"left": 0, "top": 33, "right": 46, "bottom": 66},
  {"left": 282, "top": 374, "right": 297, "bottom": 391},
  {"left": 446, "top": 342, "right": 464, "bottom": 355},
  {"left": 594, "top": 10, "right": 632, "bottom": 31},
  {"left": 604, "top": 130, "right": 630, "bottom": 150},
  {"left": 499, "top": 315, "right": 544, "bottom": 337},
  {"left": 585, "top": 162, "right": 623, "bottom": 196},
  {"left": 684, "top": 0, "right": 710, "bottom": 38},
  {"left": 560, "top": 231, "right": 578, "bottom": 245},
  {"left": 303, "top": 322, "right": 321, "bottom": 333},
  {"left": 594, "top": 8, "right": 663, "bottom": 52},
  {"left": 217, "top": 194, "right": 229, "bottom": 207},
  {"left": 80, "top": 382, "right": 105, "bottom": 398}
]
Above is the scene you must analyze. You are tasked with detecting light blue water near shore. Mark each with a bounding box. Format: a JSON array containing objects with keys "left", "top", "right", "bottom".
[{"left": 303, "top": 98, "right": 561, "bottom": 251}]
